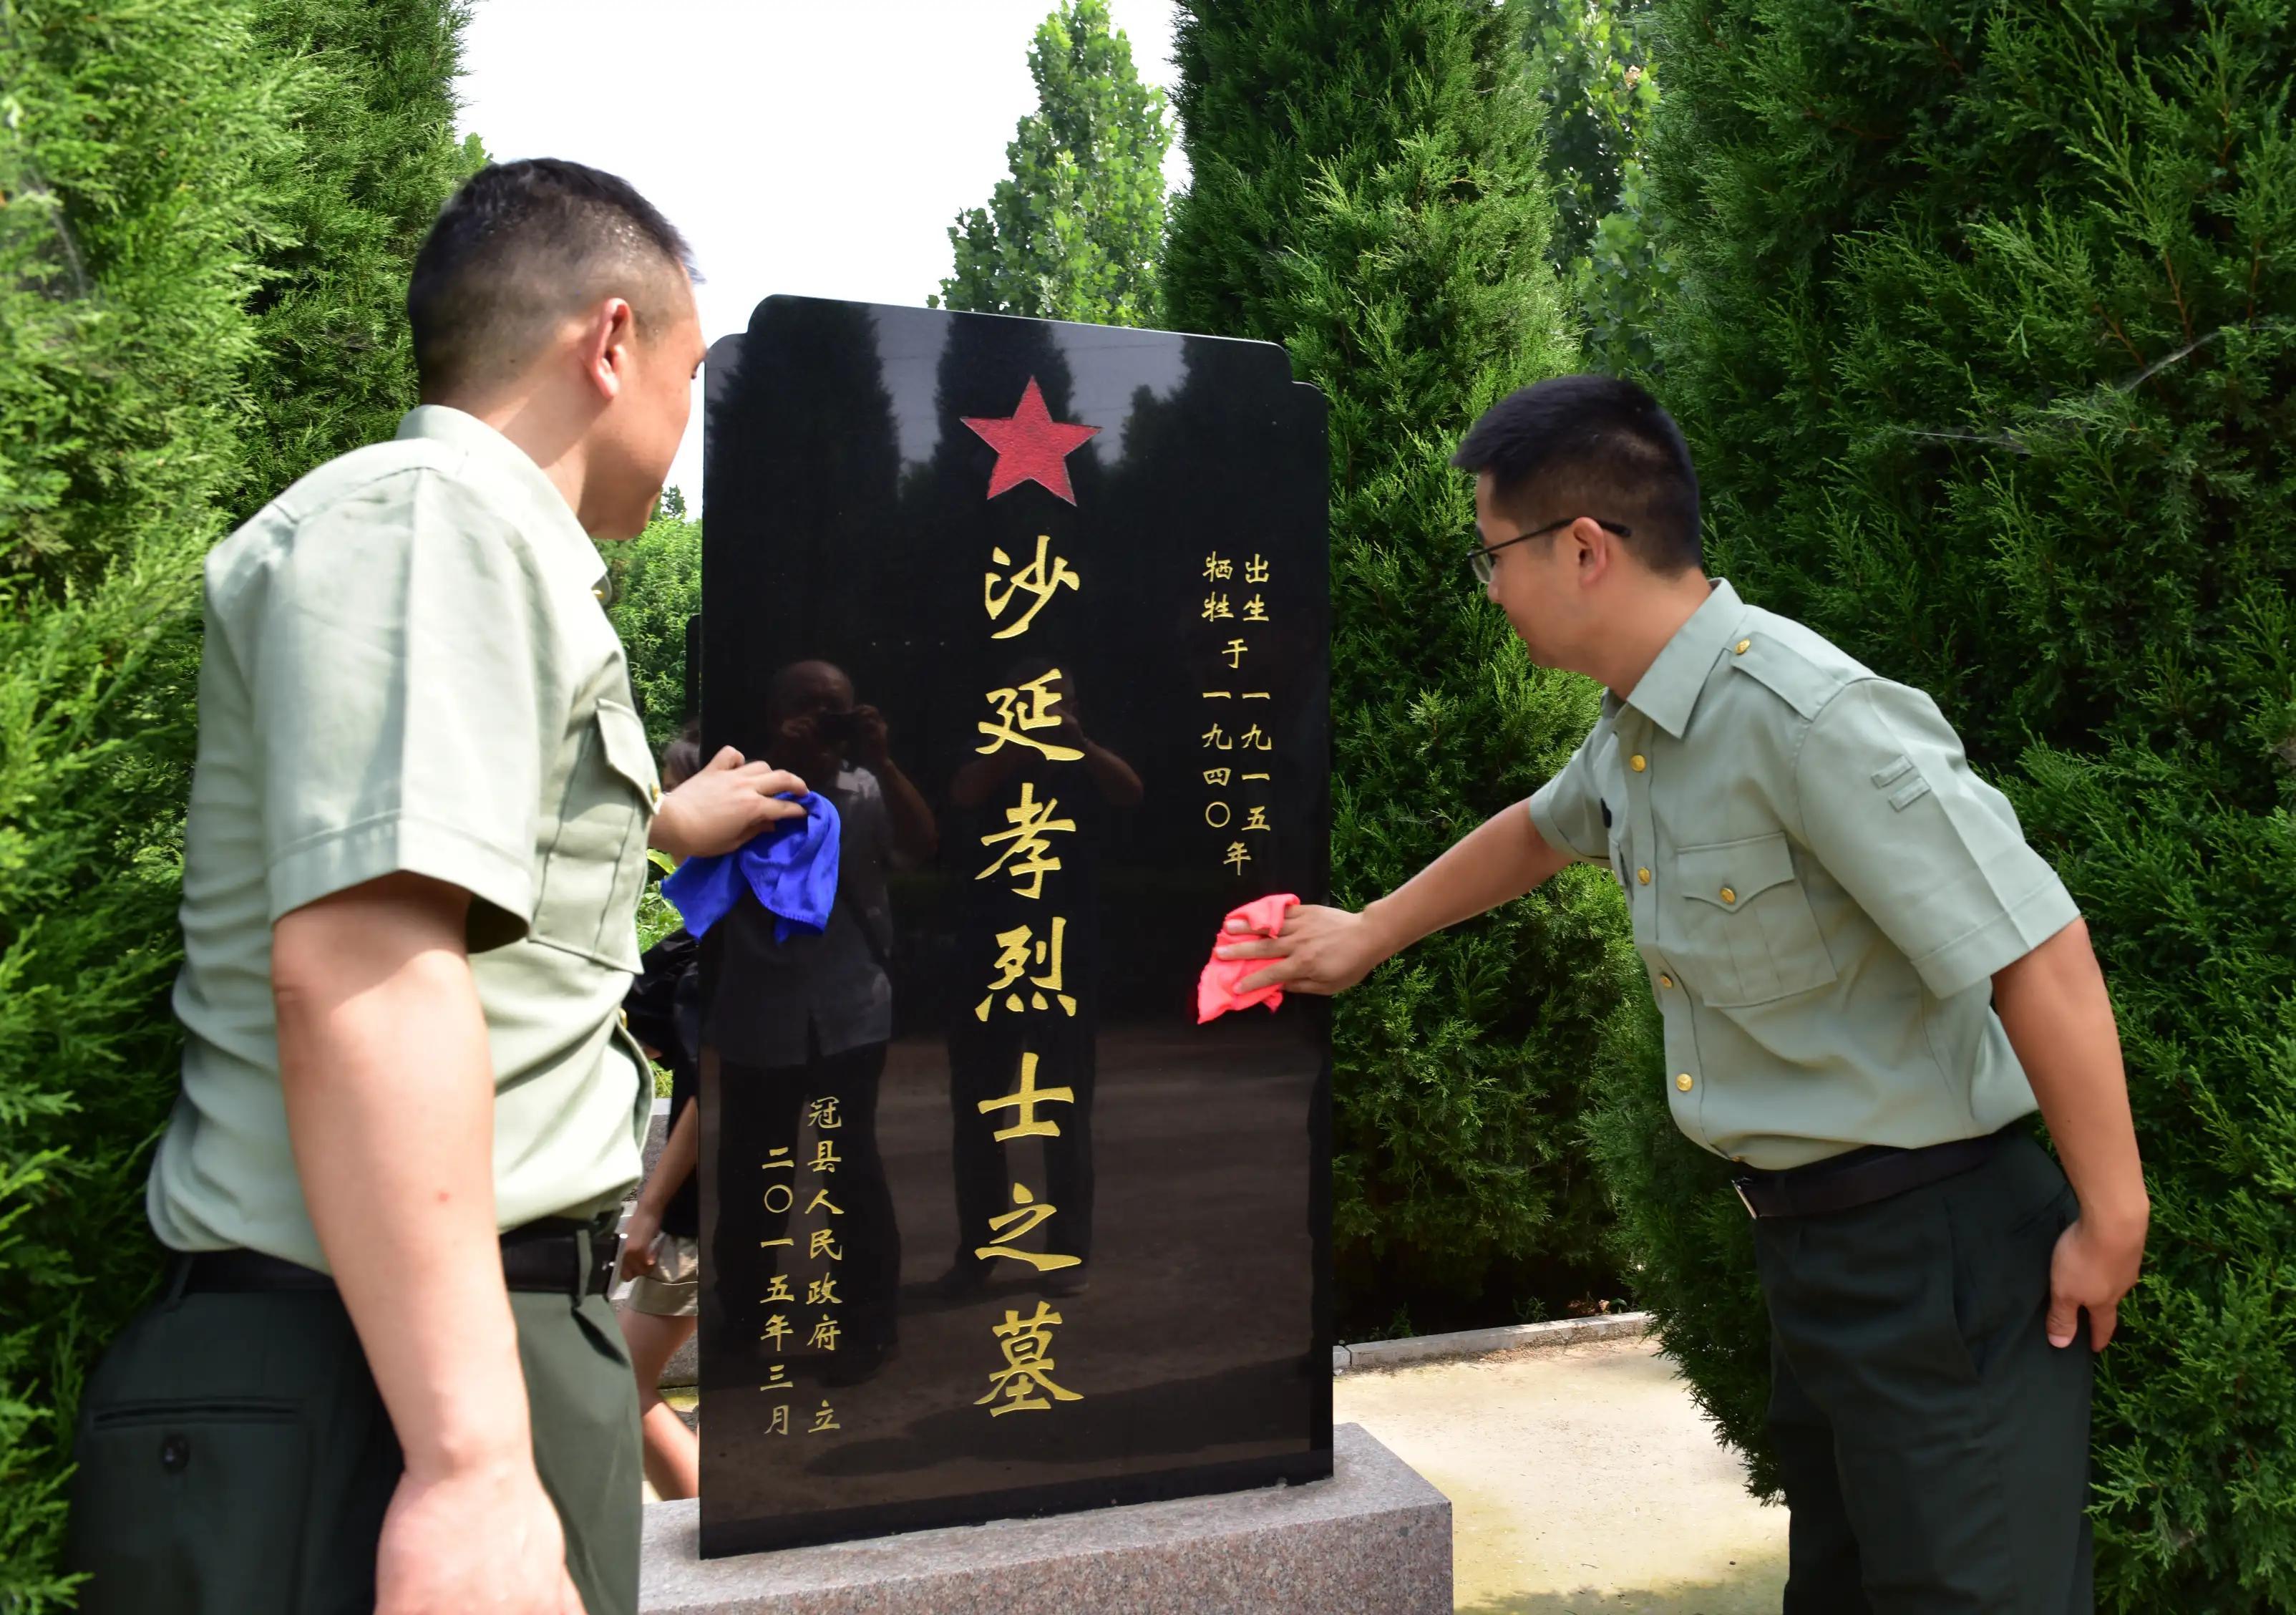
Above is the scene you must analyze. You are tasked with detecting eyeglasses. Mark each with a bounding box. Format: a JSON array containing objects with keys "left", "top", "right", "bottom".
[{"left": 1467, "top": 517, "right": 1634, "bottom": 585}]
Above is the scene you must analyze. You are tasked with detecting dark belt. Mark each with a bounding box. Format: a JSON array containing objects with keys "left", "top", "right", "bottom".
[
  {"left": 1731, "top": 1128, "right": 2010, "bottom": 1219},
  {"left": 177, "top": 1216, "right": 622, "bottom": 1299}
]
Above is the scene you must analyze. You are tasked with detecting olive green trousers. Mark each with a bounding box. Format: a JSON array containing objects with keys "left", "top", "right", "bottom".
[
  {"left": 64, "top": 1256, "right": 641, "bottom": 1615},
  {"left": 1757, "top": 1132, "right": 2095, "bottom": 1614}
]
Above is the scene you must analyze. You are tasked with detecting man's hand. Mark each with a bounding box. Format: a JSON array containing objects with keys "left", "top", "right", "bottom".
[
  {"left": 619, "top": 1204, "right": 663, "bottom": 1282},
  {"left": 1217, "top": 904, "right": 1394, "bottom": 996},
  {"left": 375, "top": 1460, "right": 585, "bottom": 1615},
  {"left": 1993, "top": 918, "right": 2148, "bottom": 1354},
  {"left": 1213, "top": 804, "right": 1569, "bottom": 996},
  {"left": 651, "top": 746, "right": 806, "bottom": 860},
  {"left": 2046, "top": 1211, "right": 2146, "bottom": 1351}
]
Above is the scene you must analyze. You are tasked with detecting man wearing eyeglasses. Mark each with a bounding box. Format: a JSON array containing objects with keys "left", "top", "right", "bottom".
[{"left": 1219, "top": 374, "right": 2147, "bottom": 1612}]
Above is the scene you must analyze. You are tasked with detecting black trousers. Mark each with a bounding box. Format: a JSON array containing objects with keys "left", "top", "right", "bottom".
[
  {"left": 64, "top": 1235, "right": 640, "bottom": 1615},
  {"left": 1757, "top": 1132, "right": 2095, "bottom": 1614}
]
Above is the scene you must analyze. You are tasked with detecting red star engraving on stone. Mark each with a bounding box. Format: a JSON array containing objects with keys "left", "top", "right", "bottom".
[{"left": 961, "top": 377, "right": 1100, "bottom": 504}]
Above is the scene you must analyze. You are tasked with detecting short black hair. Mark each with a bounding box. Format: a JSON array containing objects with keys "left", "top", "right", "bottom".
[
  {"left": 1451, "top": 375, "right": 1703, "bottom": 574},
  {"left": 407, "top": 158, "right": 698, "bottom": 397}
]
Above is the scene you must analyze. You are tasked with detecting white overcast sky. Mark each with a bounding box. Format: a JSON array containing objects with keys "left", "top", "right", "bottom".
[{"left": 457, "top": 0, "right": 1190, "bottom": 506}]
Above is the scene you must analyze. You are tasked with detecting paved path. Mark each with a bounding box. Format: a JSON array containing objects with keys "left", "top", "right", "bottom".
[{"left": 1335, "top": 1337, "right": 1788, "bottom": 1614}]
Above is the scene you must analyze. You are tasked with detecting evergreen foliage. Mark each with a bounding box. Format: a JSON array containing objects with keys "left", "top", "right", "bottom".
[
  {"left": 599, "top": 502, "right": 703, "bottom": 752},
  {"left": 933, "top": 0, "right": 1172, "bottom": 326},
  {"left": 1164, "top": 0, "right": 1639, "bottom": 1334},
  {"left": 1525, "top": 0, "right": 1658, "bottom": 263},
  {"left": 238, "top": 0, "right": 484, "bottom": 510},
  {"left": 0, "top": 6, "right": 286, "bottom": 1600},
  {"left": 1523, "top": 0, "right": 1673, "bottom": 377},
  {"left": 0, "top": 1, "right": 468, "bottom": 1601},
  {"left": 1602, "top": 1, "right": 2296, "bottom": 1603}
]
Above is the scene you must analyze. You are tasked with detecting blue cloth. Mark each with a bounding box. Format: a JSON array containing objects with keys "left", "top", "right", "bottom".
[{"left": 660, "top": 792, "right": 842, "bottom": 942}]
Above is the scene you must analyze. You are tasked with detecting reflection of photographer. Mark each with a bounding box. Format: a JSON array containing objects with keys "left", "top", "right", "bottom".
[
  {"left": 779, "top": 684, "right": 937, "bottom": 863},
  {"left": 950, "top": 665, "right": 1142, "bottom": 813},
  {"left": 706, "top": 661, "right": 935, "bottom": 1381}
]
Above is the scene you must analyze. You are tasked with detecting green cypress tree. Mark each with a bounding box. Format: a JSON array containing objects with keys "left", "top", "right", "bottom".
[
  {"left": 1164, "top": 0, "right": 1639, "bottom": 1334},
  {"left": 0, "top": 1, "right": 470, "bottom": 1599},
  {"left": 1595, "top": 1, "right": 2296, "bottom": 1601},
  {"left": 0, "top": 3, "right": 287, "bottom": 1600},
  {"left": 238, "top": 0, "right": 485, "bottom": 507},
  {"left": 933, "top": 0, "right": 1172, "bottom": 326}
]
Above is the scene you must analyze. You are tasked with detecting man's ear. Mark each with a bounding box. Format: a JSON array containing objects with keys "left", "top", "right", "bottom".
[
  {"left": 1572, "top": 515, "right": 1612, "bottom": 586},
  {"left": 583, "top": 296, "right": 637, "bottom": 402}
]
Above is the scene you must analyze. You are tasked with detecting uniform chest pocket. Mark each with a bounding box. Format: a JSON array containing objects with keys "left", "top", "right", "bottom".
[
  {"left": 532, "top": 697, "right": 657, "bottom": 971},
  {"left": 1668, "top": 831, "right": 1837, "bottom": 1008}
]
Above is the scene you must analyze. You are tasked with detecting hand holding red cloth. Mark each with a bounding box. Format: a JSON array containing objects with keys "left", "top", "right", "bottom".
[{"left": 1196, "top": 893, "right": 1301, "bottom": 1024}]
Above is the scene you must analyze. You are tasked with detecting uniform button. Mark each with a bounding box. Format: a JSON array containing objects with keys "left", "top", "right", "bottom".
[
  {"left": 1720, "top": 885, "right": 1736, "bottom": 905},
  {"left": 618, "top": 1007, "right": 631, "bottom": 1029},
  {"left": 649, "top": 782, "right": 662, "bottom": 805},
  {"left": 159, "top": 1433, "right": 190, "bottom": 1474},
  {"left": 593, "top": 586, "right": 607, "bottom": 602},
  {"left": 1658, "top": 974, "right": 1673, "bottom": 989},
  {"left": 1735, "top": 638, "right": 1751, "bottom": 654},
  {"left": 1636, "top": 867, "right": 1651, "bottom": 886},
  {"left": 1675, "top": 1072, "right": 1694, "bottom": 1092},
  {"left": 1630, "top": 754, "right": 1646, "bottom": 772}
]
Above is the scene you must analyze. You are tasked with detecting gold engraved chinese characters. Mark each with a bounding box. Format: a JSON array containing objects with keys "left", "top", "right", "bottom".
[
  {"left": 963, "top": 399, "right": 1089, "bottom": 1421},
  {"left": 984, "top": 534, "right": 1081, "bottom": 640},
  {"left": 1199, "top": 553, "right": 1275, "bottom": 872},
  {"left": 973, "top": 1182, "right": 1082, "bottom": 1272},
  {"left": 759, "top": 1078, "right": 850, "bottom": 1436},
  {"left": 976, "top": 671, "right": 1085, "bottom": 761},
  {"left": 977, "top": 1052, "right": 1074, "bottom": 1143},
  {"left": 976, "top": 782, "right": 1075, "bottom": 899},
  {"left": 975, "top": 917, "right": 1077, "bottom": 1020},
  {"left": 977, "top": 1302, "right": 1084, "bottom": 1415}
]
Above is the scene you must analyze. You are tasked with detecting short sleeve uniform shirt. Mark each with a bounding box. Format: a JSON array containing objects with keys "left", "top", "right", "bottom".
[
  {"left": 1530, "top": 579, "right": 2080, "bottom": 1171},
  {"left": 147, "top": 406, "right": 660, "bottom": 1269}
]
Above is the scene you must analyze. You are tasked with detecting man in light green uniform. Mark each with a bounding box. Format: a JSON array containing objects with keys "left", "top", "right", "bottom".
[
  {"left": 67, "top": 160, "right": 804, "bottom": 1615},
  {"left": 1223, "top": 376, "right": 2149, "bottom": 1612}
]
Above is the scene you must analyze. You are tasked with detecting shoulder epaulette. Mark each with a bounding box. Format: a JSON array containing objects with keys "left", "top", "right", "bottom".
[{"left": 1723, "top": 611, "right": 1869, "bottom": 721}]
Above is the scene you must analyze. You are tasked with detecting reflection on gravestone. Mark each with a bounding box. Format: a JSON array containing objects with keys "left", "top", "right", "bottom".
[{"left": 696, "top": 296, "right": 1332, "bottom": 1557}]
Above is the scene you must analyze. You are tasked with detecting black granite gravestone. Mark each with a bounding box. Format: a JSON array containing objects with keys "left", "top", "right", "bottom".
[{"left": 694, "top": 296, "right": 1331, "bottom": 1558}]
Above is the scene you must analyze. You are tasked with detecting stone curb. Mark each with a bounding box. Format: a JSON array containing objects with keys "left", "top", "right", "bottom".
[{"left": 1331, "top": 1311, "right": 1653, "bottom": 1374}]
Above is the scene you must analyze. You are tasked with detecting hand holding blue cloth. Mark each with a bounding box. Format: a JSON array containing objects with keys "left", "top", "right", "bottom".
[{"left": 659, "top": 792, "right": 841, "bottom": 942}]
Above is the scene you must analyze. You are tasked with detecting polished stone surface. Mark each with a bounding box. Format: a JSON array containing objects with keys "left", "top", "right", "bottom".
[
  {"left": 694, "top": 299, "right": 1332, "bottom": 1555},
  {"left": 638, "top": 1422, "right": 1448, "bottom": 1615}
]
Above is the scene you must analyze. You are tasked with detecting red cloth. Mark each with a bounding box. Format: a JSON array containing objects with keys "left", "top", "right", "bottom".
[{"left": 1196, "top": 893, "right": 1302, "bottom": 1024}]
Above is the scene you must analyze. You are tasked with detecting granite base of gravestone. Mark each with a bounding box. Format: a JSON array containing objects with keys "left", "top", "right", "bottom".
[{"left": 638, "top": 1422, "right": 1449, "bottom": 1615}]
